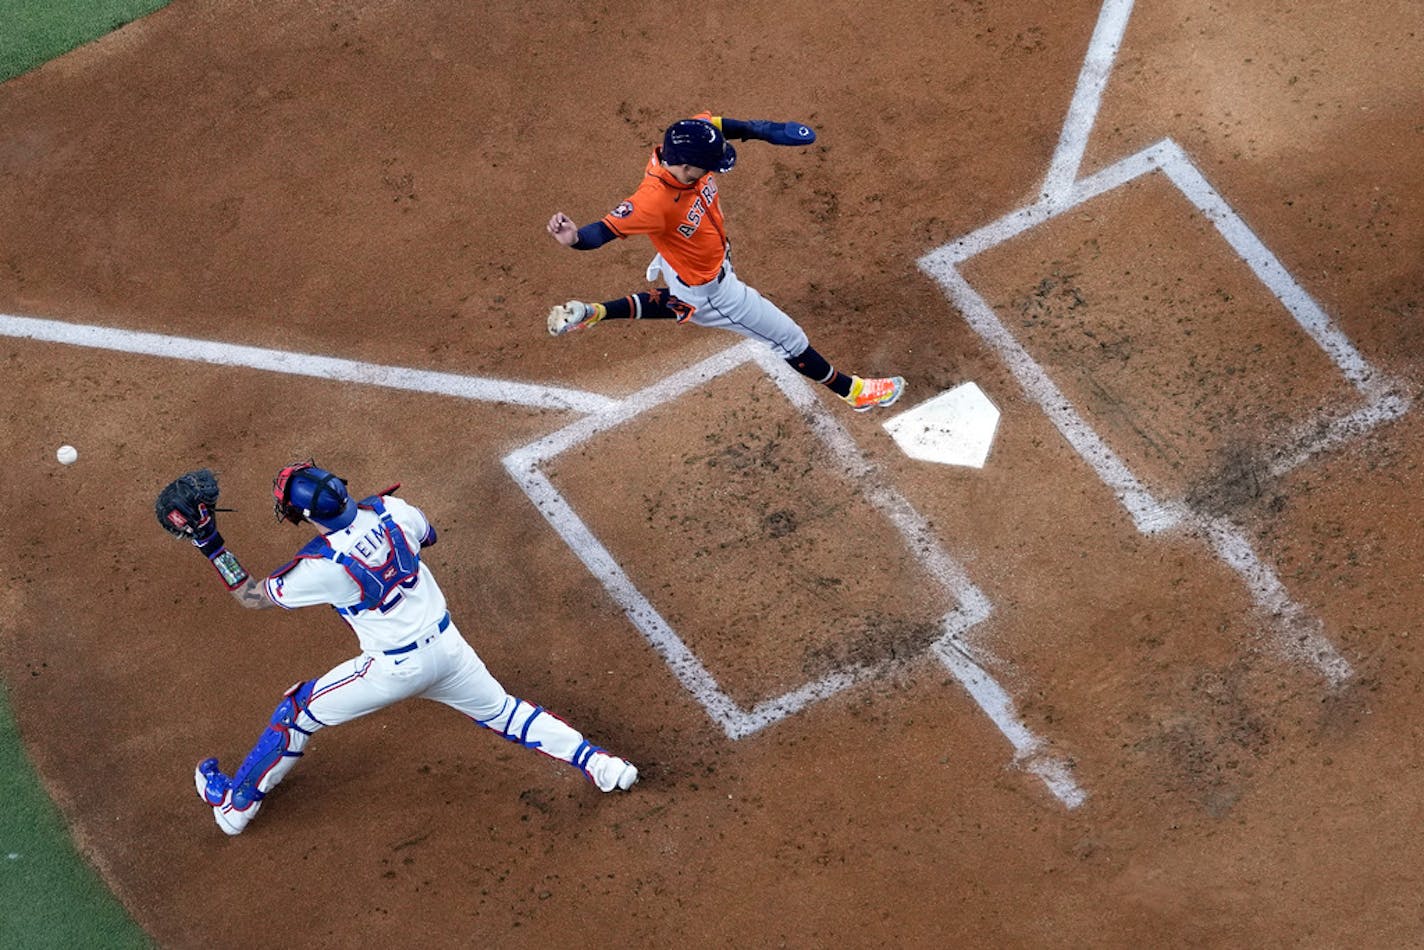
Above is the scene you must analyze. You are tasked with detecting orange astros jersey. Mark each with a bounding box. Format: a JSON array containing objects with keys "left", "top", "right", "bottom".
[{"left": 601, "top": 112, "right": 729, "bottom": 286}]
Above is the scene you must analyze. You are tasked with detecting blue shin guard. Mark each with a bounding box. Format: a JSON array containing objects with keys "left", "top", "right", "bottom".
[{"left": 227, "top": 681, "right": 325, "bottom": 814}]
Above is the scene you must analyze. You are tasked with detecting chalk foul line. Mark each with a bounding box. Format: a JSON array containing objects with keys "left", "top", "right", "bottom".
[{"left": 0, "top": 313, "right": 617, "bottom": 414}]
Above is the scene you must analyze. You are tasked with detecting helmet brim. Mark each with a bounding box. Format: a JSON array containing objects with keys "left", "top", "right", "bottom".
[{"left": 714, "top": 142, "right": 736, "bottom": 173}]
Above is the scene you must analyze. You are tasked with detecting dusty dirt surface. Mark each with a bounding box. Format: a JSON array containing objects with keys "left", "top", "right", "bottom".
[{"left": 1, "top": 0, "right": 1421, "bottom": 946}]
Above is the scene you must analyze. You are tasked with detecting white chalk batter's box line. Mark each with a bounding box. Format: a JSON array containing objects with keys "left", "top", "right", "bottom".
[
  {"left": 502, "top": 339, "right": 1087, "bottom": 809},
  {"left": 919, "top": 137, "right": 1413, "bottom": 687}
]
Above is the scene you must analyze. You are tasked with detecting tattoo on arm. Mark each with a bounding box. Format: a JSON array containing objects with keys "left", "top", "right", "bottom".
[{"left": 229, "top": 576, "right": 275, "bottom": 610}]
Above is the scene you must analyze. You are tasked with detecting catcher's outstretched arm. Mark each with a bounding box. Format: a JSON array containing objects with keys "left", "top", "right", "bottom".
[{"left": 156, "top": 469, "right": 272, "bottom": 607}]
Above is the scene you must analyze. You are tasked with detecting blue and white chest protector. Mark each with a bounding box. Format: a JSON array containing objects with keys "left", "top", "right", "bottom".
[{"left": 266, "top": 495, "right": 448, "bottom": 653}]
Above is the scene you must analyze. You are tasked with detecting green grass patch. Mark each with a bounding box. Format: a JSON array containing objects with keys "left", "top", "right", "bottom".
[
  {"left": 1, "top": 1, "right": 170, "bottom": 940},
  {"left": 0, "top": 681, "right": 151, "bottom": 948},
  {"left": 0, "top": 0, "right": 172, "bottom": 83}
]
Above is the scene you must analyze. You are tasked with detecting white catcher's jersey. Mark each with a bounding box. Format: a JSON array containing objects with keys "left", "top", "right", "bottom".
[{"left": 265, "top": 496, "right": 448, "bottom": 654}]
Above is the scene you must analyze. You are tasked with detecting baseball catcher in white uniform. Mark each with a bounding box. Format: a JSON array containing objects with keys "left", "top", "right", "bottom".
[{"left": 155, "top": 463, "right": 638, "bottom": 836}]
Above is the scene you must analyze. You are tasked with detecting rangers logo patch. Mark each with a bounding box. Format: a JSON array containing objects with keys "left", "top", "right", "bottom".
[{"left": 611, "top": 200, "right": 634, "bottom": 218}]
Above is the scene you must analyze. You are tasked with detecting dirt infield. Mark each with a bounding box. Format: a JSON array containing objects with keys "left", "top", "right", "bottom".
[{"left": 2, "top": 0, "right": 1422, "bottom": 946}]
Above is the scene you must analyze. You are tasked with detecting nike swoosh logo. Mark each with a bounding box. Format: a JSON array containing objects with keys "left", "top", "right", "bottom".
[{"left": 393, "top": 658, "right": 409, "bottom": 665}]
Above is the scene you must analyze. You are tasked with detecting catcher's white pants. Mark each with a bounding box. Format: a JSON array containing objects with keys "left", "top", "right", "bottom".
[
  {"left": 298, "top": 617, "right": 591, "bottom": 762},
  {"left": 653, "top": 253, "right": 809, "bottom": 360},
  {"left": 214, "top": 615, "right": 617, "bottom": 833}
]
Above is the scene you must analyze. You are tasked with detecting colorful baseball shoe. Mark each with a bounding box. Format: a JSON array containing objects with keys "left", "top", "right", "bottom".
[
  {"left": 844, "top": 375, "right": 906, "bottom": 412},
  {"left": 547, "top": 300, "right": 606, "bottom": 336},
  {"left": 194, "top": 758, "right": 260, "bottom": 836},
  {"left": 584, "top": 749, "right": 639, "bottom": 792}
]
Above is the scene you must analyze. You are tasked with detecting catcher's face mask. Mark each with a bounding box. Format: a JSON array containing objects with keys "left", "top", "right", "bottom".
[{"left": 273, "top": 460, "right": 358, "bottom": 530}]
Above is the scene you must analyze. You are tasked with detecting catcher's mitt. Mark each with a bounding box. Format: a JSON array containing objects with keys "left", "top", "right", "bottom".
[
  {"left": 155, "top": 469, "right": 222, "bottom": 542},
  {"left": 547, "top": 300, "right": 603, "bottom": 336}
]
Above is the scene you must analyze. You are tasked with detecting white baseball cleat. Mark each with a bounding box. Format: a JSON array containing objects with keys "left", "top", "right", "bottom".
[
  {"left": 211, "top": 793, "right": 260, "bottom": 836},
  {"left": 585, "top": 751, "right": 639, "bottom": 792}
]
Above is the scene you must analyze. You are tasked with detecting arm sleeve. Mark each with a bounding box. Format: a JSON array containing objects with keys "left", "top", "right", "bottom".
[
  {"left": 720, "top": 117, "right": 758, "bottom": 141},
  {"left": 572, "top": 220, "right": 618, "bottom": 250},
  {"left": 718, "top": 117, "right": 816, "bottom": 147}
]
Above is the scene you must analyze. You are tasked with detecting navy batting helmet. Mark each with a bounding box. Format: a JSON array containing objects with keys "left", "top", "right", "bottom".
[
  {"left": 273, "top": 460, "right": 358, "bottom": 531},
  {"left": 661, "top": 119, "right": 736, "bottom": 174}
]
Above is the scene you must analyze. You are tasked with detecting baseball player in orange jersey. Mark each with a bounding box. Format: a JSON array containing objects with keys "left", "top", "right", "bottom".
[{"left": 546, "top": 112, "right": 906, "bottom": 411}]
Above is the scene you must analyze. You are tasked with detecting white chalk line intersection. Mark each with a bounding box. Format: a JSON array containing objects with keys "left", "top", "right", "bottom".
[{"left": 920, "top": 142, "right": 1412, "bottom": 685}]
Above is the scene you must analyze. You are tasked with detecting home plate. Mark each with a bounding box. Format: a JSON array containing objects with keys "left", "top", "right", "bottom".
[{"left": 883, "top": 381, "right": 1001, "bottom": 468}]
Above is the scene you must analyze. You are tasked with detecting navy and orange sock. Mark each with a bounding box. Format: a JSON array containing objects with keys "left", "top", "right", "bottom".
[{"left": 598, "top": 289, "right": 682, "bottom": 321}]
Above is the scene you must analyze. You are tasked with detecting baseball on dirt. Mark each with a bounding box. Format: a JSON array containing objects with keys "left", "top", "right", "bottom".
[{"left": 56, "top": 444, "right": 78, "bottom": 465}]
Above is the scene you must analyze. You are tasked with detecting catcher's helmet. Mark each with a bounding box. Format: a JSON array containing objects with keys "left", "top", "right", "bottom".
[
  {"left": 661, "top": 119, "right": 736, "bottom": 174},
  {"left": 273, "top": 460, "right": 358, "bottom": 531}
]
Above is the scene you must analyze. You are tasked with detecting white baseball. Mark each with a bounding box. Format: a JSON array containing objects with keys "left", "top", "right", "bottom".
[{"left": 57, "top": 444, "right": 78, "bottom": 465}]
